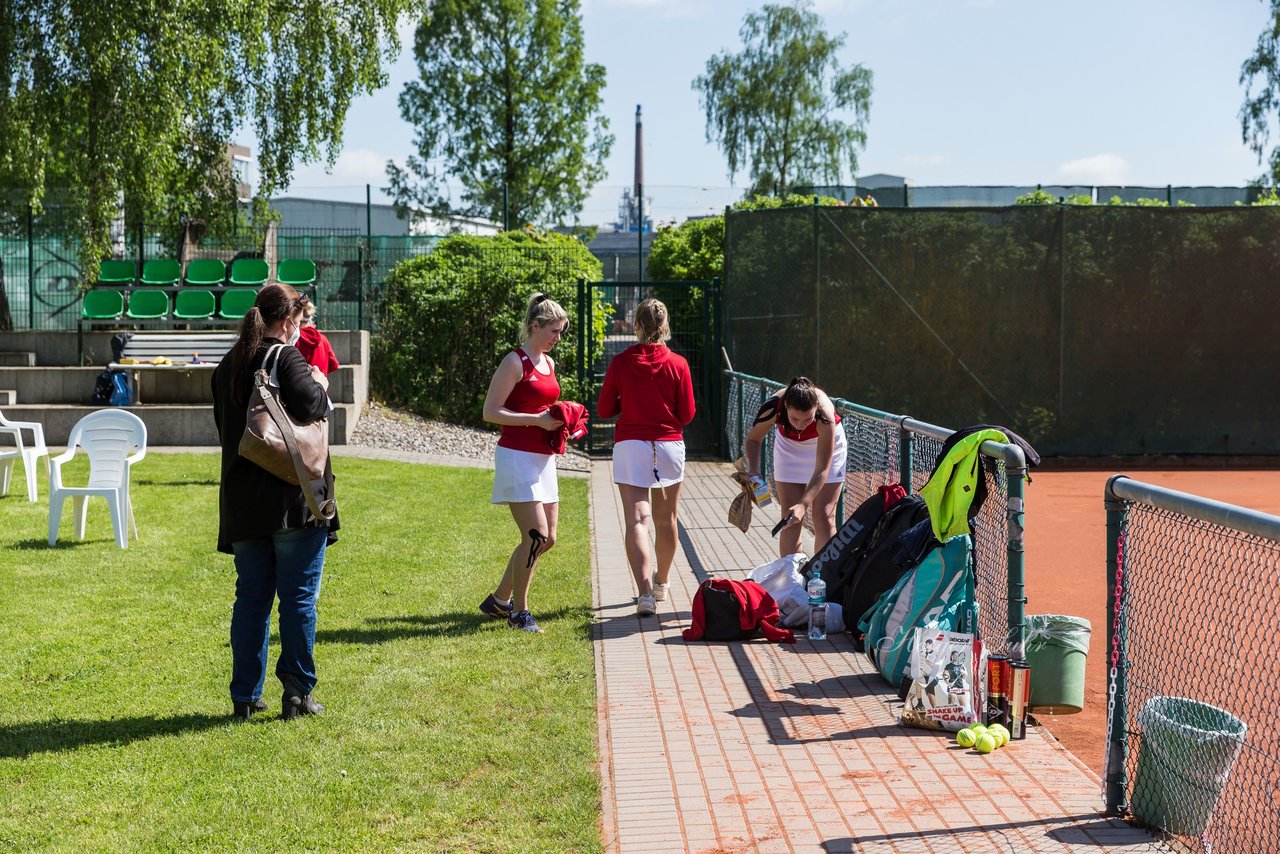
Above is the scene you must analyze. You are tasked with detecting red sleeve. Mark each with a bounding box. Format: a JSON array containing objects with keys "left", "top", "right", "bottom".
[
  {"left": 597, "top": 354, "right": 624, "bottom": 418},
  {"left": 318, "top": 335, "right": 340, "bottom": 376},
  {"left": 674, "top": 358, "right": 696, "bottom": 425}
]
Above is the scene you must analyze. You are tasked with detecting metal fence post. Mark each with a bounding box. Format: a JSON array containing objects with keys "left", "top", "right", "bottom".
[
  {"left": 712, "top": 277, "right": 724, "bottom": 458},
  {"left": 737, "top": 371, "right": 747, "bottom": 458},
  {"left": 1104, "top": 477, "right": 1129, "bottom": 816},
  {"left": 26, "top": 203, "right": 35, "bottom": 329},
  {"left": 1003, "top": 446, "right": 1028, "bottom": 659},
  {"left": 898, "top": 417, "right": 913, "bottom": 492}
]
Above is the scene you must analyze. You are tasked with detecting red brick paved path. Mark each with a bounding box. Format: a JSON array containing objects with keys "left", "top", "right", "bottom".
[{"left": 591, "top": 460, "right": 1159, "bottom": 853}]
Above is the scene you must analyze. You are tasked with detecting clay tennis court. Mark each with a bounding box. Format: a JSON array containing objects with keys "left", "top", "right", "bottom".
[{"left": 1024, "top": 467, "right": 1280, "bottom": 776}]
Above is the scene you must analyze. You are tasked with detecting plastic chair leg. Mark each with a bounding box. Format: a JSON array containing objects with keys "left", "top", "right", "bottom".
[
  {"left": 20, "top": 450, "right": 39, "bottom": 502},
  {"left": 0, "top": 458, "right": 11, "bottom": 496},
  {"left": 73, "top": 495, "right": 89, "bottom": 541},
  {"left": 48, "top": 493, "right": 64, "bottom": 545},
  {"left": 106, "top": 492, "right": 127, "bottom": 549},
  {"left": 126, "top": 494, "right": 138, "bottom": 542}
]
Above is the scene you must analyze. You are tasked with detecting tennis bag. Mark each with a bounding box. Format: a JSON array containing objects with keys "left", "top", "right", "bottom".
[{"left": 859, "top": 532, "right": 976, "bottom": 695}]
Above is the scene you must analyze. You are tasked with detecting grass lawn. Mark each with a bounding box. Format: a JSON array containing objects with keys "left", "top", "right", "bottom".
[{"left": 0, "top": 454, "right": 599, "bottom": 852}]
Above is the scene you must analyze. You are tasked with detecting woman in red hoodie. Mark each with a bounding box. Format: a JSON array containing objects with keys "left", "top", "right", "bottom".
[{"left": 597, "top": 298, "right": 695, "bottom": 616}]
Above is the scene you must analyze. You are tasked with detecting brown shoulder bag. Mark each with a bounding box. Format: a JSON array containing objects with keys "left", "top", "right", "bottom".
[{"left": 238, "top": 344, "right": 336, "bottom": 520}]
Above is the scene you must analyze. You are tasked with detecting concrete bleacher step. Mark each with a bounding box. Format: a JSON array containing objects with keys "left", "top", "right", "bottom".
[
  {"left": 0, "top": 390, "right": 14, "bottom": 405},
  {"left": 0, "top": 352, "right": 35, "bottom": 366},
  {"left": 1, "top": 402, "right": 362, "bottom": 447}
]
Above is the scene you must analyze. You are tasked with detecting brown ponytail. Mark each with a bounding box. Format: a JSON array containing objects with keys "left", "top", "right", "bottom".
[{"left": 226, "top": 283, "right": 303, "bottom": 406}]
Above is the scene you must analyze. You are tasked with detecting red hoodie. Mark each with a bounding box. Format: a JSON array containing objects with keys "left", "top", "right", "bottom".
[{"left": 596, "top": 343, "right": 695, "bottom": 443}]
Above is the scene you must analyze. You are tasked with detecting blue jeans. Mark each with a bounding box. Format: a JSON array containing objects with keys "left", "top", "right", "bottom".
[{"left": 229, "top": 526, "right": 327, "bottom": 702}]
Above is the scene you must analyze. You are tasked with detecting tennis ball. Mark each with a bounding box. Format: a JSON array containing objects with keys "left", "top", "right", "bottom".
[
  {"left": 955, "top": 728, "right": 976, "bottom": 748},
  {"left": 989, "top": 729, "right": 1007, "bottom": 748},
  {"left": 975, "top": 733, "right": 997, "bottom": 754},
  {"left": 969, "top": 724, "right": 989, "bottom": 738}
]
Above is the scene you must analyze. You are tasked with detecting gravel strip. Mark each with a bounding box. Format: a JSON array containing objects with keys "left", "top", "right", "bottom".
[{"left": 347, "top": 401, "right": 591, "bottom": 473}]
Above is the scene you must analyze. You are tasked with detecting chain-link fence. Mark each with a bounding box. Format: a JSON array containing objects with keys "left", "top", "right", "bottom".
[
  {"left": 1103, "top": 476, "right": 1280, "bottom": 851},
  {"left": 725, "top": 369, "right": 1028, "bottom": 657},
  {"left": 0, "top": 224, "right": 443, "bottom": 332},
  {"left": 724, "top": 205, "right": 1280, "bottom": 457}
]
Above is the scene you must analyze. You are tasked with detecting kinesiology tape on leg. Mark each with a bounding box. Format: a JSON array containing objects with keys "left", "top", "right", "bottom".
[{"left": 526, "top": 528, "right": 548, "bottom": 568}]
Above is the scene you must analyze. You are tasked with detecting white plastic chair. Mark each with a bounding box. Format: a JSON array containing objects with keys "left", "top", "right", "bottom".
[
  {"left": 0, "top": 409, "right": 50, "bottom": 501},
  {"left": 48, "top": 409, "right": 147, "bottom": 549}
]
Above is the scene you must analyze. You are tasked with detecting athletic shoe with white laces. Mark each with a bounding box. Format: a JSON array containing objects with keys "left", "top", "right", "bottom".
[
  {"left": 508, "top": 610, "right": 544, "bottom": 634},
  {"left": 636, "top": 593, "right": 657, "bottom": 616},
  {"left": 651, "top": 573, "right": 670, "bottom": 603}
]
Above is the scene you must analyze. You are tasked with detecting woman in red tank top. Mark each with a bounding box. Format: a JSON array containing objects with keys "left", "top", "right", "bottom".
[
  {"left": 741, "top": 377, "right": 848, "bottom": 558},
  {"left": 480, "top": 293, "right": 568, "bottom": 635}
]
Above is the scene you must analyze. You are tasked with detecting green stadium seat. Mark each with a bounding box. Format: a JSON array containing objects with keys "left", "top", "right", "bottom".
[
  {"left": 125, "top": 289, "right": 170, "bottom": 320},
  {"left": 173, "top": 289, "right": 216, "bottom": 320},
  {"left": 140, "top": 259, "right": 181, "bottom": 286},
  {"left": 277, "top": 258, "right": 316, "bottom": 287},
  {"left": 219, "top": 288, "right": 257, "bottom": 320},
  {"left": 229, "top": 258, "right": 269, "bottom": 287},
  {"left": 184, "top": 258, "right": 226, "bottom": 288},
  {"left": 97, "top": 259, "right": 137, "bottom": 286},
  {"left": 82, "top": 289, "right": 124, "bottom": 320}
]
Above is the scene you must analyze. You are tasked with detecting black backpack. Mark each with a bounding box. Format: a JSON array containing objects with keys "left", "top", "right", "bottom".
[{"left": 839, "top": 496, "right": 933, "bottom": 647}]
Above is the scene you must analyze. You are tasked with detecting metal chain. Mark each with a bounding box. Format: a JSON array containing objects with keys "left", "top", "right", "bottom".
[{"left": 1101, "top": 510, "right": 1127, "bottom": 802}]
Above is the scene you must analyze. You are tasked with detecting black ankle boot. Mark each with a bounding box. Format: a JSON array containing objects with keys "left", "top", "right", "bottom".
[
  {"left": 280, "top": 675, "right": 325, "bottom": 720},
  {"left": 232, "top": 698, "right": 269, "bottom": 720}
]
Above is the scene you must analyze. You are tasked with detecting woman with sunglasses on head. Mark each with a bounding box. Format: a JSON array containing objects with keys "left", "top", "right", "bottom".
[
  {"left": 479, "top": 293, "right": 568, "bottom": 634},
  {"left": 212, "top": 285, "right": 338, "bottom": 721},
  {"left": 741, "top": 377, "right": 847, "bottom": 558},
  {"left": 597, "top": 298, "right": 695, "bottom": 616}
]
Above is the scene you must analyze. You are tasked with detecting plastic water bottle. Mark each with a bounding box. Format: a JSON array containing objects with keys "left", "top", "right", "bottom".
[{"left": 807, "top": 570, "right": 827, "bottom": 641}]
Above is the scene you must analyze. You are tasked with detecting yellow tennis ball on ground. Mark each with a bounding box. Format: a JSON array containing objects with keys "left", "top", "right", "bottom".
[
  {"left": 969, "top": 724, "right": 988, "bottom": 738},
  {"left": 975, "top": 733, "right": 997, "bottom": 754},
  {"left": 955, "top": 728, "right": 976, "bottom": 748},
  {"left": 988, "top": 724, "right": 1009, "bottom": 746},
  {"left": 989, "top": 729, "right": 1007, "bottom": 748}
]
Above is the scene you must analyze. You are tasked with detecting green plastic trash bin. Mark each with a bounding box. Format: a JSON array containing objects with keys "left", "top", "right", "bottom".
[
  {"left": 1024, "top": 614, "right": 1091, "bottom": 714},
  {"left": 1132, "top": 696, "right": 1247, "bottom": 837}
]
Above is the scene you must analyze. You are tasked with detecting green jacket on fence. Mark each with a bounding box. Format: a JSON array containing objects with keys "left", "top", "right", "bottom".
[{"left": 919, "top": 428, "right": 1007, "bottom": 541}]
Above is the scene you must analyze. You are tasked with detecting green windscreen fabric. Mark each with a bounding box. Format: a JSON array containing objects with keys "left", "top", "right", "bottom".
[{"left": 724, "top": 205, "right": 1280, "bottom": 456}]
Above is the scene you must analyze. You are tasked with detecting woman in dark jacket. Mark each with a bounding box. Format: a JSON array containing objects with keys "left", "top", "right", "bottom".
[{"left": 212, "top": 283, "right": 338, "bottom": 720}]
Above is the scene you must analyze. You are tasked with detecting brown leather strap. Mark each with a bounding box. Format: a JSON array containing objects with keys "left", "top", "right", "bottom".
[{"left": 253, "top": 370, "right": 336, "bottom": 520}]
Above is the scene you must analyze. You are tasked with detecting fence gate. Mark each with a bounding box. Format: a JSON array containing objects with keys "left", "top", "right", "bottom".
[{"left": 576, "top": 279, "right": 721, "bottom": 457}]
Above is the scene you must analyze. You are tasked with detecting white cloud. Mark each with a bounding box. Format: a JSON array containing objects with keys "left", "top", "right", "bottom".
[{"left": 1055, "top": 153, "right": 1130, "bottom": 184}]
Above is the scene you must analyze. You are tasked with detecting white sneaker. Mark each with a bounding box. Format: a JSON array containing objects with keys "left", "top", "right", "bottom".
[
  {"left": 651, "top": 573, "right": 670, "bottom": 602},
  {"left": 636, "top": 593, "right": 657, "bottom": 616}
]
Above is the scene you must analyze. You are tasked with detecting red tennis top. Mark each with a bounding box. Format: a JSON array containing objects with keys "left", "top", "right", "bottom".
[
  {"left": 774, "top": 396, "right": 841, "bottom": 442},
  {"left": 497, "top": 348, "right": 560, "bottom": 455}
]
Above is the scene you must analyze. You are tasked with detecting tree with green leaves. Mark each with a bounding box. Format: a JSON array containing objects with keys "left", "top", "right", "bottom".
[
  {"left": 693, "top": 1, "right": 872, "bottom": 198},
  {"left": 0, "top": 0, "right": 413, "bottom": 277},
  {"left": 387, "top": 0, "right": 612, "bottom": 229},
  {"left": 1239, "top": 3, "right": 1280, "bottom": 183}
]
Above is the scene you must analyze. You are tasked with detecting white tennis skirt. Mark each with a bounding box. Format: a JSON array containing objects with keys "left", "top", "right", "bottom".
[
  {"left": 612, "top": 439, "right": 686, "bottom": 488},
  {"left": 772, "top": 426, "right": 848, "bottom": 485},
  {"left": 492, "top": 445, "right": 559, "bottom": 504}
]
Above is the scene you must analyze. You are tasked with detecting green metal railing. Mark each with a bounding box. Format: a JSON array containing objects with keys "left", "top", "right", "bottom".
[
  {"left": 1103, "top": 476, "right": 1280, "bottom": 849},
  {"left": 725, "top": 369, "right": 1029, "bottom": 658}
]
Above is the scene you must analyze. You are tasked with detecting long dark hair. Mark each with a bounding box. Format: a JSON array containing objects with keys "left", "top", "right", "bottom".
[
  {"left": 227, "top": 283, "right": 304, "bottom": 407},
  {"left": 782, "top": 376, "right": 831, "bottom": 422}
]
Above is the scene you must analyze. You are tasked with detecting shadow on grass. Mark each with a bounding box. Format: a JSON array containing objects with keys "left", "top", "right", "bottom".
[
  {"left": 0, "top": 712, "right": 232, "bottom": 758},
  {"left": 134, "top": 478, "right": 220, "bottom": 487},
  {"left": 11, "top": 539, "right": 95, "bottom": 550},
  {"left": 316, "top": 606, "right": 593, "bottom": 645}
]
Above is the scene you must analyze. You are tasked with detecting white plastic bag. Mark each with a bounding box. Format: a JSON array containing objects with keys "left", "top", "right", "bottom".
[
  {"left": 748, "top": 553, "right": 807, "bottom": 596},
  {"left": 900, "top": 626, "right": 983, "bottom": 732}
]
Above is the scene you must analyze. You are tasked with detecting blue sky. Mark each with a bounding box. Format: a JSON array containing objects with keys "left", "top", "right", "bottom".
[{"left": 276, "top": 0, "right": 1274, "bottom": 224}]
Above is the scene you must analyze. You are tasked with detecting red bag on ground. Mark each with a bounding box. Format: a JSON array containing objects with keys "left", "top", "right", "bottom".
[{"left": 682, "top": 578, "right": 795, "bottom": 644}]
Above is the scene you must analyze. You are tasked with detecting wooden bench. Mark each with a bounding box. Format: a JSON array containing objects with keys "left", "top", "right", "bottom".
[{"left": 108, "top": 332, "right": 239, "bottom": 404}]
